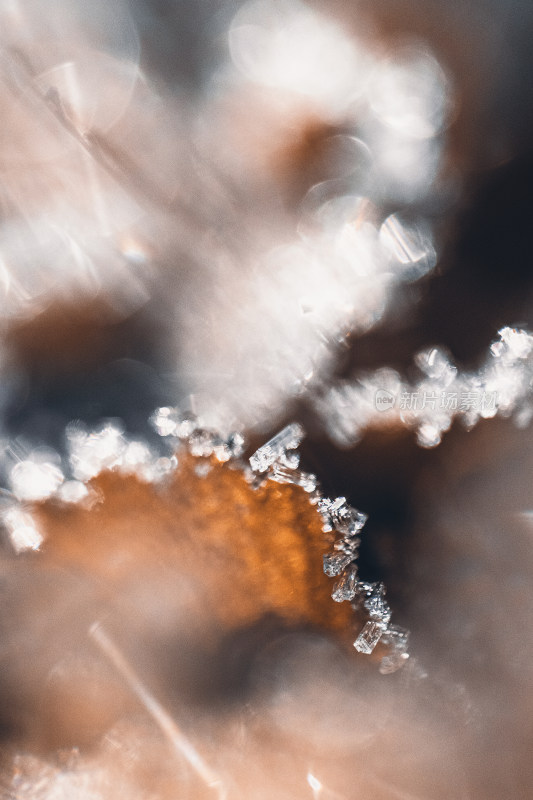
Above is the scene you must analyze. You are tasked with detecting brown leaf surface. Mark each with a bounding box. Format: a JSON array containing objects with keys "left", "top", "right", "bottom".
[{"left": 34, "top": 454, "right": 355, "bottom": 648}]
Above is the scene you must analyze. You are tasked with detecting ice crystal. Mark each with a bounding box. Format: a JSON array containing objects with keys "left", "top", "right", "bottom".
[
  {"left": 268, "top": 463, "right": 317, "bottom": 492},
  {"left": 249, "top": 423, "right": 305, "bottom": 473},
  {"left": 317, "top": 497, "right": 367, "bottom": 536},
  {"left": 215, "top": 432, "right": 246, "bottom": 462},
  {"left": 353, "top": 581, "right": 376, "bottom": 599},
  {"left": 2, "top": 507, "right": 44, "bottom": 553},
  {"left": 363, "top": 583, "right": 392, "bottom": 626},
  {"left": 10, "top": 460, "right": 64, "bottom": 503},
  {"left": 56, "top": 480, "right": 90, "bottom": 504},
  {"left": 188, "top": 429, "right": 218, "bottom": 458},
  {"left": 150, "top": 407, "right": 198, "bottom": 440},
  {"left": 331, "top": 564, "right": 358, "bottom": 602},
  {"left": 323, "top": 550, "right": 355, "bottom": 577},
  {"left": 66, "top": 422, "right": 180, "bottom": 485},
  {"left": 333, "top": 536, "right": 360, "bottom": 556},
  {"left": 151, "top": 410, "right": 246, "bottom": 464},
  {"left": 67, "top": 422, "right": 126, "bottom": 481},
  {"left": 354, "top": 621, "right": 385, "bottom": 654},
  {"left": 150, "top": 406, "right": 181, "bottom": 437}
]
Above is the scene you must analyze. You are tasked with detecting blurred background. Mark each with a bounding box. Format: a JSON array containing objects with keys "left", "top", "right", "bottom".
[{"left": 0, "top": 0, "right": 533, "bottom": 798}]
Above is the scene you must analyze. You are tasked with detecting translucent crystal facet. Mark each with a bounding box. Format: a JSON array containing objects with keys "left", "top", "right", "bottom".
[
  {"left": 336, "top": 505, "right": 367, "bottom": 536},
  {"left": 249, "top": 423, "right": 305, "bottom": 472},
  {"left": 269, "top": 464, "right": 298, "bottom": 485},
  {"left": 318, "top": 496, "right": 367, "bottom": 536},
  {"left": 354, "top": 621, "right": 384, "bottom": 654},
  {"left": 317, "top": 499, "right": 335, "bottom": 531},
  {"left": 331, "top": 564, "right": 358, "bottom": 601},
  {"left": 269, "top": 463, "right": 317, "bottom": 492},
  {"left": 323, "top": 550, "right": 355, "bottom": 577},
  {"left": 279, "top": 450, "right": 300, "bottom": 470},
  {"left": 363, "top": 582, "right": 392, "bottom": 625},
  {"left": 334, "top": 535, "right": 360, "bottom": 555}
]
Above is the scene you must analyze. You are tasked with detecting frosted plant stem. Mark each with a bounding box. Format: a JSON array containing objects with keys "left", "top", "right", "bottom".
[{"left": 316, "top": 326, "right": 533, "bottom": 449}]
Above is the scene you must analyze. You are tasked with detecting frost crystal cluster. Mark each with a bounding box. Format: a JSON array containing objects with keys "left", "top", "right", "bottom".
[
  {"left": 1, "top": 412, "right": 410, "bottom": 673},
  {"left": 248, "top": 425, "right": 410, "bottom": 673},
  {"left": 317, "top": 326, "right": 533, "bottom": 448}
]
